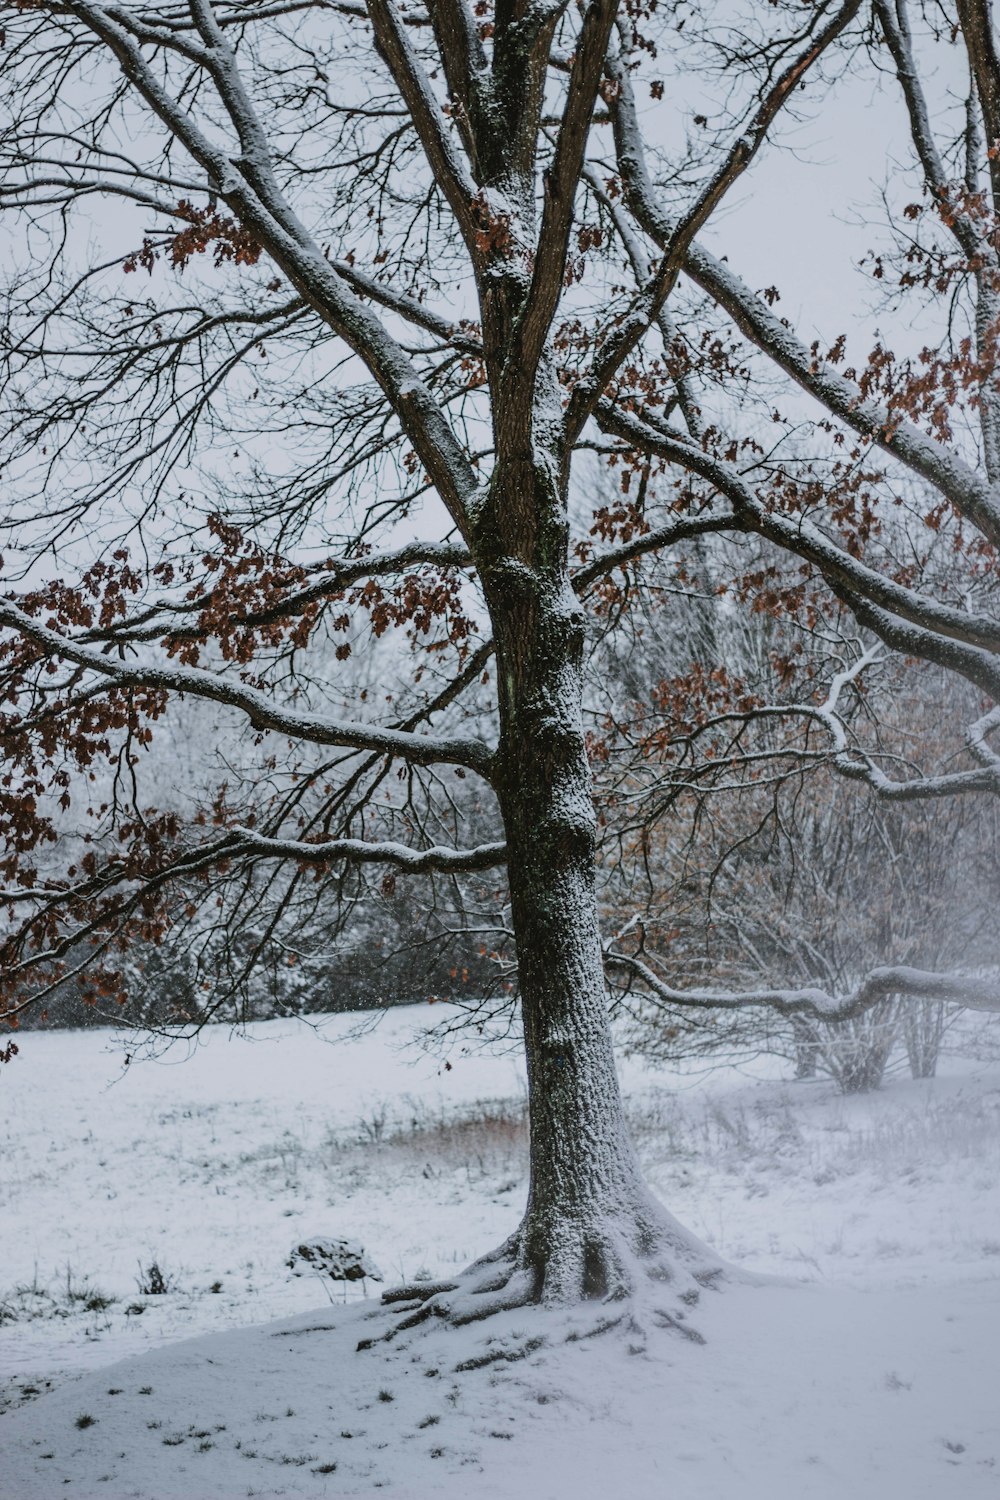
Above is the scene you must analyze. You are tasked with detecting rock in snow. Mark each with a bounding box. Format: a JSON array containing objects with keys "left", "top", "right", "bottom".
[{"left": 286, "top": 1236, "right": 382, "bottom": 1283}]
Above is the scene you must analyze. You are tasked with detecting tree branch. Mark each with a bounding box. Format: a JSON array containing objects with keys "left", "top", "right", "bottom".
[
  {"left": 427, "top": 0, "right": 487, "bottom": 173},
  {"left": 82, "top": 540, "right": 474, "bottom": 644},
  {"left": 64, "top": 0, "right": 481, "bottom": 534},
  {"left": 571, "top": 512, "right": 737, "bottom": 593},
  {"left": 366, "top": 0, "right": 481, "bottom": 250},
  {"left": 605, "top": 949, "right": 1000, "bottom": 1019},
  {"left": 512, "top": 0, "right": 619, "bottom": 380},
  {"left": 0, "top": 595, "right": 494, "bottom": 774},
  {"left": 877, "top": 0, "right": 1000, "bottom": 482},
  {"left": 568, "top": 0, "right": 861, "bottom": 439},
  {"left": 683, "top": 238, "right": 1000, "bottom": 547},
  {"left": 595, "top": 399, "right": 1000, "bottom": 671},
  {"left": 956, "top": 0, "right": 1000, "bottom": 210},
  {"left": 230, "top": 826, "right": 507, "bottom": 872},
  {"left": 602, "top": 34, "right": 1000, "bottom": 547}
]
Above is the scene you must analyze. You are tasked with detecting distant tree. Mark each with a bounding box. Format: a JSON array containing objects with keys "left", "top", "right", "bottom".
[
  {"left": 593, "top": 548, "right": 999, "bottom": 1090},
  {"left": 2, "top": 0, "right": 999, "bottom": 1342}
]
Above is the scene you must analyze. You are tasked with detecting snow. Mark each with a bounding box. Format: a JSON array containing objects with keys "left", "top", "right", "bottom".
[
  {"left": 2, "top": 1279, "right": 998, "bottom": 1499},
  {"left": 2, "top": 1005, "right": 999, "bottom": 1497}
]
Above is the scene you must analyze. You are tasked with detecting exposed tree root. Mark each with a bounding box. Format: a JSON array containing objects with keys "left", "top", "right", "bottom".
[
  {"left": 357, "top": 1196, "right": 725, "bottom": 1363},
  {"left": 380, "top": 1280, "right": 459, "bottom": 1306},
  {"left": 454, "top": 1334, "right": 547, "bottom": 1372}
]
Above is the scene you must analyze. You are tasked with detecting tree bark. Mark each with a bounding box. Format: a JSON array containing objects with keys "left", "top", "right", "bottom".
[
  {"left": 372, "top": 458, "right": 716, "bottom": 1335},
  {"left": 476, "top": 455, "right": 711, "bottom": 1308}
]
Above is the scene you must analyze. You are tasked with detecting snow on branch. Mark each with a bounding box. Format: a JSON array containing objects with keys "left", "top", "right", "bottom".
[
  {"left": 366, "top": 0, "right": 481, "bottom": 254},
  {"left": 65, "top": 0, "right": 479, "bottom": 534},
  {"left": 571, "top": 512, "right": 737, "bottom": 592},
  {"left": 604, "top": 949, "right": 1000, "bottom": 1020},
  {"left": 608, "top": 631, "right": 1000, "bottom": 803},
  {"left": 604, "top": 29, "right": 1000, "bottom": 548},
  {"left": 798, "top": 656, "right": 1000, "bottom": 798},
  {"left": 514, "top": 0, "right": 621, "bottom": 380},
  {"left": 830, "top": 700, "right": 1000, "bottom": 799},
  {"left": 567, "top": 0, "right": 862, "bottom": 439},
  {"left": 0, "top": 823, "right": 506, "bottom": 1026},
  {"left": 597, "top": 402, "right": 1000, "bottom": 696},
  {"left": 0, "top": 595, "right": 494, "bottom": 774},
  {"left": 683, "top": 238, "right": 1000, "bottom": 548},
  {"left": 229, "top": 827, "right": 507, "bottom": 874},
  {"left": 79, "top": 540, "right": 474, "bottom": 646}
]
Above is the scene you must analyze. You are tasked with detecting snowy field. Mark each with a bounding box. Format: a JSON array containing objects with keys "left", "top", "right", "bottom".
[{"left": 1, "top": 1004, "right": 999, "bottom": 1498}]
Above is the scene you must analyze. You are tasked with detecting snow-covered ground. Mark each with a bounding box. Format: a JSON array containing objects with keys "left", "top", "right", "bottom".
[{"left": 1, "top": 1006, "right": 998, "bottom": 1497}]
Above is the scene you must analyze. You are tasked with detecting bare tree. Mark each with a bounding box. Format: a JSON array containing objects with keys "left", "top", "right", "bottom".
[
  {"left": 593, "top": 540, "right": 999, "bottom": 1089},
  {"left": 1, "top": 0, "right": 999, "bottom": 1341}
]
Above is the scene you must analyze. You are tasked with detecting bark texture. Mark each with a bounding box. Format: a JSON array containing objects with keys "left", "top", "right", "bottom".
[
  {"left": 488, "top": 488, "right": 689, "bottom": 1304},
  {"left": 370, "top": 456, "right": 722, "bottom": 1334}
]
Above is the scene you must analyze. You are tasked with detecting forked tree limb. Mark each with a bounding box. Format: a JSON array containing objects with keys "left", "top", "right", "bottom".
[
  {"left": 604, "top": 31, "right": 1000, "bottom": 549},
  {"left": 566, "top": 0, "right": 863, "bottom": 441}
]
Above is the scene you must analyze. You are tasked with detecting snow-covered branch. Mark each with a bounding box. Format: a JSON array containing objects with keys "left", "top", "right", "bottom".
[
  {"left": 0, "top": 595, "right": 494, "bottom": 774},
  {"left": 605, "top": 35, "right": 1000, "bottom": 548},
  {"left": 366, "top": 0, "right": 481, "bottom": 254},
  {"left": 81, "top": 541, "right": 475, "bottom": 645},
  {"left": 571, "top": 512, "right": 737, "bottom": 592},
  {"left": 596, "top": 402, "right": 1000, "bottom": 700},
  {"left": 604, "top": 949, "right": 1000, "bottom": 1020},
  {"left": 567, "top": 0, "right": 862, "bottom": 439},
  {"left": 63, "top": 0, "right": 480, "bottom": 533},
  {"left": 682, "top": 238, "right": 1000, "bottom": 548},
  {"left": 513, "top": 0, "right": 619, "bottom": 381},
  {"left": 229, "top": 827, "right": 507, "bottom": 873}
]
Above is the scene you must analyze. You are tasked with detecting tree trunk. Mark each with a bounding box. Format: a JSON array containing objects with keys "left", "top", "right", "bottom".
[
  {"left": 370, "top": 452, "right": 720, "bottom": 1343},
  {"left": 477, "top": 458, "right": 714, "bottom": 1310},
  {"left": 791, "top": 1016, "right": 820, "bottom": 1079},
  {"left": 496, "top": 597, "right": 657, "bottom": 1303},
  {"left": 828, "top": 999, "right": 900, "bottom": 1094},
  {"left": 371, "top": 488, "right": 716, "bottom": 1342},
  {"left": 904, "top": 998, "right": 945, "bottom": 1079}
]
